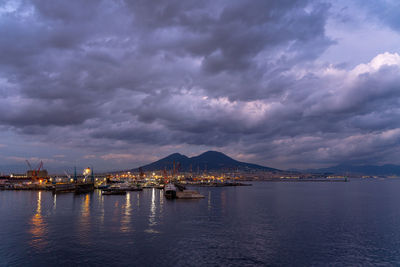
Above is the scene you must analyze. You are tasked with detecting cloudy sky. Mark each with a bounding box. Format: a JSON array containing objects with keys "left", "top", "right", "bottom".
[{"left": 1, "top": 0, "right": 400, "bottom": 173}]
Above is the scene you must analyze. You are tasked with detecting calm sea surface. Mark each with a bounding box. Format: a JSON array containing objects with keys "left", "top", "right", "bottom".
[{"left": 1, "top": 179, "right": 400, "bottom": 266}]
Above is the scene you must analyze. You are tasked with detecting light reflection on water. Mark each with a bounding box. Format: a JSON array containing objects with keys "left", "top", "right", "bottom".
[
  {"left": 120, "top": 193, "right": 132, "bottom": 233},
  {"left": 159, "top": 188, "right": 164, "bottom": 214},
  {"left": 78, "top": 194, "right": 91, "bottom": 245},
  {"left": 145, "top": 188, "right": 160, "bottom": 234},
  {"left": 29, "top": 191, "right": 48, "bottom": 249},
  {"left": 53, "top": 194, "right": 56, "bottom": 211},
  {"left": 136, "top": 193, "right": 140, "bottom": 208},
  {"left": 112, "top": 200, "right": 120, "bottom": 226},
  {"left": 98, "top": 190, "right": 105, "bottom": 228},
  {"left": 5, "top": 181, "right": 400, "bottom": 266}
]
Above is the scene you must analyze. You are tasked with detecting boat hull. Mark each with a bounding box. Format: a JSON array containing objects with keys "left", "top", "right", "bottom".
[
  {"left": 176, "top": 190, "right": 205, "bottom": 199},
  {"left": 164, "top": 190, "right": 176, "bottom": 199},
  {"left": 75, "top": 183, "right": 94, "bottom": 194},
  {"left": 164, "top": 183, "right": 177, "bottom": 199},
  {"left": 53, "top": 183, "right": 75, "bottom": 193},
  {"left": 102, "top": 190, "right": 126, "bottom": 195}
]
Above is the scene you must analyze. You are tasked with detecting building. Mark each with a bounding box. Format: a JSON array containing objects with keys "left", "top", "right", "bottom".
[
  {"left": 10, "top": 173, "right": 27, "bottom": 179},
  {"left": 27, "top": 170, "right": 48, "bottom": 179}
]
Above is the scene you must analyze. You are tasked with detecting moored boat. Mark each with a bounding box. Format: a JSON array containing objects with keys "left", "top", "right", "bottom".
[
  {"left": 53, "top": 183, "right": 76, "bottom": 193},
  {"left": 119, "top": 181, "right": 143, "bottom": 191},
  {"left": 164, "top": 183, "right": 177, "bottom": 199},
  {"left": 96, "top": 184, "right": 110, "bottom": 190},
  {"left": 102, "top": 190, "right": 126, "bottom": 195},
  {"left": 75, "top": 182, "right": 94, "bottom": 194},
  {"left": 176, "top": 190, "right": 205, "bottom": 199}
]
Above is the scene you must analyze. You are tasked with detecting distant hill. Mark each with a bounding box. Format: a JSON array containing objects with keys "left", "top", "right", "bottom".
[
  {"left": 300, "top": 164, "right": 400, "bottom": 176},
  {"left": 131, "top": 151, "right": 282, "bottom": 172}
]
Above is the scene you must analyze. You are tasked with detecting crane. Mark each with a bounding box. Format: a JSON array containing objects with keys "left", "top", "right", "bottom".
[
  {"left": 163, "top": 167, "right": 168, "bottom": 183},
  {"left": 25, "top": 160, "right": 43, "bottom": 181},
  {"left": 26, "top": 160, "right": 36, "bottom": 180},
  {"left": 139, "top": 167, "right": 144, "bottom": 179},
  {"left": 64, "top": 170, "right": 71, "bottom": 179},
  {"left": 25, "top": 160, "right": 33, "bottom": 171},
  {"left": 37, "top": 161, "right": 43, "bottom": 173}
]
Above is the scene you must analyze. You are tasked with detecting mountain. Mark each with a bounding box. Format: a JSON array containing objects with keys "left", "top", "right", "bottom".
[
  {"left": 135, "top": 153, "right": 190, "bottom": 171},
  {"left": 132, "top": 151, "right": 281, "bottom": 172},
  {"left": 301, "top": 164, "right": 400, "bottom": 176}
]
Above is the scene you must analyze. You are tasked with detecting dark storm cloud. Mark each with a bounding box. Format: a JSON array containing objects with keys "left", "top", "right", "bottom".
[
  {"left": 1, "top": 0, "right": 400, "bottom": 170},
  {"left": 126, "top": 0, "right": 332, "bottom": 75}
]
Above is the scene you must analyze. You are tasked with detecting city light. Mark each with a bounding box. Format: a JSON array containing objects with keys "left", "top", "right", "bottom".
[{"left": 83, "top": 168, "right": 91, "bottom": 176}]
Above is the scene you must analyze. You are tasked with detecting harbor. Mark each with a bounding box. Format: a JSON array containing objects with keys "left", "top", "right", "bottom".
[
  {"left": 0, "top": 151, "right": 356, "bottom": 198},
  {"left": 0, "top": 168, "right": 349, "bottom": 193},
  {"left": 0, "top": 163, "right": 255, "bottom": 200},
  {"left": 1, "top": 179, "right": 398, "bottom": 266},
  {"left": 0, "top": 158, "right": 256, "bottom": 201}
]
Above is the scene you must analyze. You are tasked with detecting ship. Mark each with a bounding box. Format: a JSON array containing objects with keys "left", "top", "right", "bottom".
[
  {"left": 176, "top": 190, "right": 204, "bottom": 199},
  {"left": 102, "top": 190, "right": 126, "bottom": 195},
  {"left": 164, "top": 183, "right": 177, "bottom": 199},
  {"left": 119, "top": 181, "right": 143, "bottom": 191}
]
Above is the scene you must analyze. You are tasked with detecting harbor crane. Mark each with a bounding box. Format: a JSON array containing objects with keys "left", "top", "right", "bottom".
[
  {"left": 64, "top": 170, "right": 72, "bottom": 179},
  {"left": 139, "top": 167, "right": 145, "bottom": 179},
  {"left": 163, "top": 167, "right": 168, "bottom": 183},
  {"left": 25, "top": 160, "right": 43, "bottom": 181},
  {"left": 25, "top": 160, "right": 33, "bottom": 171}
]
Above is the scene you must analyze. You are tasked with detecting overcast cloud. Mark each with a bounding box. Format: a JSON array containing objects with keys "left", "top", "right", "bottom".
[{"left": 0, "top": 0, "right": 400, "bottom": 172}]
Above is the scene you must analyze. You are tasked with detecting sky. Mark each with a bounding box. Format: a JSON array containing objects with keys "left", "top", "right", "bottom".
[{"left": 1, "top": 0, "right": 400, "bottom": 173}]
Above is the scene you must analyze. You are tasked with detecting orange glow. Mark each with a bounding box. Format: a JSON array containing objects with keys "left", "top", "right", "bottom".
[{"left": 29, "top": 192, "right": 48, "bottom": 249}]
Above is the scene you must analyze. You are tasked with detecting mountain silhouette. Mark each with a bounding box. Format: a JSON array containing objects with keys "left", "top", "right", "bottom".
[{"left": 132, "top": 151, "right": 281, "bottom": 172}]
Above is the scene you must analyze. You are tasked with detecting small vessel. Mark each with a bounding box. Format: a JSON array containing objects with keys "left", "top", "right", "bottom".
[
  {"left": 118, "top": 181, "right": 143, "bottom": 191},
  {"left": 164, "top": 183, "right": 177, "bottom": 199},
  {"left": 96, "top": 184, "right": 110, "bottom": 190},
  {"left": 102, "top": 190, "right": 126, "bottom": 195},
  {"left": 75, "top": 182, "right": 94, "bottom": 194},
  {"left": 142, "top": 182, "right": 158, "bottom": 189},
  {"left": 53, "top": 183, "right": 76, "bottom": 193},
  {"left": 176, "top": 190, "right": 205, "bottom": 199},
  {"left": 126, "top": 186, "right": 143, "bottom": 191},
  {"left": 174, "top": 183, "right": 186, "bottom": 191}
]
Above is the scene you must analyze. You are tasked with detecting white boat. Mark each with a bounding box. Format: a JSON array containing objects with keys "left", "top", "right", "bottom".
[
  {"left": 108, "top": 182, "right": 142, "bottom": 191},
  {"left": 164, "top": 183, "right": 177, "bottom": 199},
  {"left": 119, "top": 181, "right": 143, "bottom": 191},
  {"left": 176, "top": 190, "right": 205, "bottom": 199}
]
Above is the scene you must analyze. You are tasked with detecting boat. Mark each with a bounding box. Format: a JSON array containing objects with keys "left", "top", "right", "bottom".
[
  {"left": 141, "top": 182, "right": 158, "bottom": 189},
  {"left": 115, "top": 182, "right": 143, "bottom": 191},
  {"left": 75, "top": 182, "right": 94, "bottom": 194},
  {"left": 164, "top": 183, "right": 177, "bottom": 199},
  {"left": 102, "top": 184, "right": 124, "bottom": 192},
  {"left": 102, "top": 190, "right": 126, "bottom": 195},
  {"left": 53, "top": 183, "right": 76, "bottom": 193},
  {"left": 174, "top": 183, "right": 186, "bottom": 191},
  {"left": 0, "top": 181, "right": 8, "bottom": 190},
  {"left": 96, "top": 184, "right": 110, "bottom": 190},
  {"left": 121, "top": 181, "right": 143, "bottom": 191},
  {"left": 127, "top": 186, "right": 143, "bottom": 191},
  {"left": 176, "top": 190, "right": 205, "bottom": 199}
]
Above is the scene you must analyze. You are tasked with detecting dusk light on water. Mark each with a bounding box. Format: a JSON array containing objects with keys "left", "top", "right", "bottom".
[{"left": 1, "top": 0, "right": 400, "bottom": 266}]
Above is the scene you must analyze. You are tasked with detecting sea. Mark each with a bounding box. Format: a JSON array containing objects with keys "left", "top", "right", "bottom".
[{"left": 1, "top": 179, "right": 400, "bottom": 266}]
